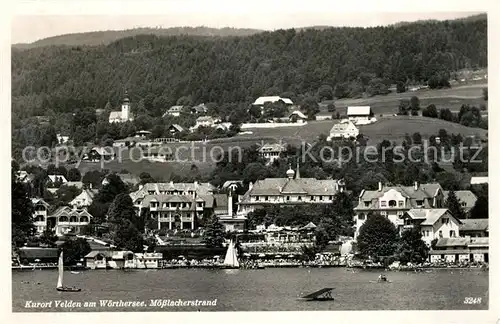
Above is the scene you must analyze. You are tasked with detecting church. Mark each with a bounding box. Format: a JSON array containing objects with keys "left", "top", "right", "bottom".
[{"left": 109, "top": 91, "right": 134, "bottom": 123}]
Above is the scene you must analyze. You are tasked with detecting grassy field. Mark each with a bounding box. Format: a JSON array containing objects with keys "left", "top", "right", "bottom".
[
  {"left": 73, "top": 115, "right": 487, "bottom": 177},
  {"left": 243, "top": 116, "right": 488, "bottom": 145},
  {"left": 323, "top": 83, "right": 487, "bottom": 116}
]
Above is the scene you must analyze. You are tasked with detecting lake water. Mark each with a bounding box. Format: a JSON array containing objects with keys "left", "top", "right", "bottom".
[{"left": 12, "top": 268, "right": 488, "bottom": 311}]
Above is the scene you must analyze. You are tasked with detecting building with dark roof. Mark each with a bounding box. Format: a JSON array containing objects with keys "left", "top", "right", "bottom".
[
  {"left": 237, "top": 163, "right": 344, "bottom": 216},
  {"left": 129, "top": 181, "right": 218, "bottom": 230},
  {"left": 459, "top": 218, "right": 488, "bottom": 237}
]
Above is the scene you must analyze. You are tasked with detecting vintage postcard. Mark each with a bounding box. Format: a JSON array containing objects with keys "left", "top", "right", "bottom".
[{"left": 5, "top": 0, "right": 499, "bottom": 323}]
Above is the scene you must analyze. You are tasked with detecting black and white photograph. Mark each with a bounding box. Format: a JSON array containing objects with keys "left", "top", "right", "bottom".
[{"left": 6, "top": 0, "right": 498, "bottom": 319}]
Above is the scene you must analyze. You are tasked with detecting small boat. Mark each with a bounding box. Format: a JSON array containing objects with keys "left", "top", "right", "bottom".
[
  {"left": 299, "top": 288, "right": 335, "bottom": 301},
  {"left": 56, "top": 251, "right": 81, "bottom": 292},
  {"left": 71, "top": 271, "right": 80, "bottom": 274},
  {"left": 370, "top": 280, "right": 392, "bottom": 283}
]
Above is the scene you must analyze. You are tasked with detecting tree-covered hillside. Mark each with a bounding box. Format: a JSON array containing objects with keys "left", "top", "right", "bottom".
[
  {"left": 12, "top": 17, "right": 487, "bottom": 119},
  {"left": 12, "top": 26, "right": 263, "bottom": 49}
]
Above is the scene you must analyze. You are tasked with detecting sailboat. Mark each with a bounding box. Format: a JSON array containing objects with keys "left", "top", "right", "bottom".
[
  {"left": 56, "top": 251, "right": 81, "bottom": 292},
  {"left": 222, "top": 241, "right": 240, "bottom": 269}
]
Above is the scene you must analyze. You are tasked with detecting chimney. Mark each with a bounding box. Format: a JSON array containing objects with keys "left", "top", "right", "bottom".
[
  {"left": 414, "top": 181, "right": 419, "bottom": 190},
  {"left": 139, "top": 184, "right": 144, "bottom": 190},
  {"left": 249, "top": 182, "right": 253, "bottom": 191},
  {"left": 378, "top": 182, "right": 382, "bottom": 191},
  {"left": 228, "top": 192, "right": 233, "bottom": 217},
  {"left": 89, "top": 183, "right": 92, "bottom": 190}
]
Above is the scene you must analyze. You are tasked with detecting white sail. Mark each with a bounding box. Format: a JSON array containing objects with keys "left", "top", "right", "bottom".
[
  {"left": 223, "top": 241, "right": 239, "bottom": 268},
  {"left": 57, "top": 251, "right": 64, "bottom": 288}
]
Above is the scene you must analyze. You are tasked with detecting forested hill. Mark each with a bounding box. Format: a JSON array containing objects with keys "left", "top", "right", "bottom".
[
  {"left": 12, "top": 26, "right": 264, "bottom": 49},
  {"left": 12, "top": 17, "right": 487, "bottom": 118}
]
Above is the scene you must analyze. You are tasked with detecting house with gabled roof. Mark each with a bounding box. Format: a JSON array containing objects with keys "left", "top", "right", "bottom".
[
  {"left": 31, "top": 198, "right": 50, "bottom": 234},
  {"left": 168, "top": 124, "right": 185, "bottom": 135},
  {"left": 191, "top": 103, "right": 209, "bottom": 114},
  {"left": 288, "top": 110, "right": 307, "bottom": 123},
  {"left": 70, "top": 188, "right": 98, "bottom": 208},
  {"left": 401, "top": 209, "right": 462, "bottom": 245},
  {"left": 327, "top": 120, "right": 359, "bottom": 140},
  {"left": 237, "top": 163, "right": 344, "bottom": 216},
  {"left": 459, "top": 219, "right": 488, "bottom": 238},
  {"left": 48, "top": 206, "right": 93, "bottom": 236},
  {"left": 443, "top": 190, "right": 477, "bottom": 214},
  {"left": 353, "top": 181, "right": 445, "bottom": 238},
  {"left": 163, "top": 105, "right": 184, "bottom": 117},
  {"left": 258, "top": 143, "right": 287, "bottom": 164}
]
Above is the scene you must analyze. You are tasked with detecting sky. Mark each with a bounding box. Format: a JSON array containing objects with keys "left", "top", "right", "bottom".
[{"left": 9, "top": 0, "right": 488, "bottom": 44}]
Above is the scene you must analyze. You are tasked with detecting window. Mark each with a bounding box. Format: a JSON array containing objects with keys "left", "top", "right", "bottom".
[
  {"left": 265, "top": 196, "right": 269, "bottom": 201},
  {"left": 461, "top": 202, "right": 467, "bottom": 207},
  {"left": 398, "top": 201, "right": 404, "bottom": 207},
  {"left": 310, "top": 196, "right": 314, "bottom": 201},
  {"left": 329, "top": 196, "right": 333, "bottom": 200},
  {"left": 416, "top": 200, "right": 424, "bottom": 207},
  {"left": 358, "top": 214, "right": 365, "bottom": 220},
  {"left": 319, "top": 196, "right": 323, "bottom": 201},
  {"left": 388, "top": 200, "right": 397, "bottom": 207},
  {"left": 298, "top": 196, "right": 302, "bottom": 201},
  {"left": 439, "top": 230, "right": 443, "bottom": 238},
  {"left": 380, "top": 201, "right": 387, "bottom": 207},
  {"left": 255, "top": 196, "right": 260, "bottom": 201},
  {"left": 381, "top": 211, "right": 387, "bottom": 216},
  {"left": 286, "top": 196, "right": 290, "bottom": 201},
  {"left": 442, "top": 218, "right": 449, "bottom": 224},
  {"left": 450, "top": 230, "right": 456, "bottom": 238},
  {"left": 364, "top": 201, "right": 370, "bottom": 207}
]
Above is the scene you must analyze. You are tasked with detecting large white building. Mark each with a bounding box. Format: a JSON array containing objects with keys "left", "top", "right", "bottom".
[
  {"left": 353, "top": 182, "right": 477, "bottom": 242},
  {"left": 347, "top": 106, "right": 372, "bottom": 123},
  {"left": 252, "top": 96, "right": 293, "bottom": 106},
  {"left": 327, "top": 120, "right": 359, "bottom": 140},
  {"left": 237, "top": 164, "right": 345, "bottom": 216},
  {"left": 109, "top": 91, "right": 134, "bottom": 123},
  {"left": 129, "top": 182, "right": 218, "bottom": 230}
]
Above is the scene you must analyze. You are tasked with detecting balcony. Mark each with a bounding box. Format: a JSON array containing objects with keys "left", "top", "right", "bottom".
[{"left": 57, "top": 221, "right": 90, "bottom": 226}]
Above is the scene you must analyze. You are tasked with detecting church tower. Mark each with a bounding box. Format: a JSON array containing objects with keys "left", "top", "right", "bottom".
[{"left": 121, "top": 90, "right": 130, "bottom": 121}]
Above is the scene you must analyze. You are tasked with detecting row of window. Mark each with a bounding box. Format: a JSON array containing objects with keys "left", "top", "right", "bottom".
[
  {"left": 422, "top": 230, "right": 456, "bottom": 237},
  {"left": 147, "top": 190, "right": 196, "bottom": 195},
  {"left": 254, "top": 195, "right": 333, "bottom": 202},
  {"left": 149, "top": 202, "right": 204, "bottom": 208}
]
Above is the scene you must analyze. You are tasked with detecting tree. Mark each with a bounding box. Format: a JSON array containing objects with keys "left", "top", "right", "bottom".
[
  {"left": 445, "top": 191, "right": 466, "bottom": 219},
  {"left": 469, "top": 195, "right": 488, "bottom": 219},
  {"left": 439, "top": 108, "right": 454, "bottom": 122},
  {"left": 315, "top": 217, "right": 337, "bottom": 249},
  {"left": 67, "top": 168, "right": 82, "bottom": 181},
  {"left": 396, "top": 227, "right": 429, "bottom": 264},
  {"left": 317, "top": 85, "right": 334, "bottom": 101},
  {"left": 12, "top": 170, "right": 35, "bottom": 247},
  {"left": 410, "top": 96, "right": 420, "bottom": 113},
  {"left": 357, "top": 213, "right": 399, "bottom": 259},
  {"left": 107, "top": 194, "right": 145, "bottom": 252},
  {"left": 61, "top": 238, "right": 92, "bottom": 265},
  {"left": 398, "top": 99, "right": 410, "bottom": 115},
  {"left": 412, "top": 132, "right": 422, "bottom": 145},
  {"left": 396, "top": 81, "right": 406, "bottom": 93},
  {"left": 202, "top": 214, "right": 225, "bottom": 248},
  {"left": 139, "top": 172, "right": 154, "bottom": 184},
  {"left": 39, "top": 228, "right": 58, "bottom": 247},
  {"left": 422, "top": 104, "right": 438, "bottom": 118},
  {"left": 300, "top": 96, "right": 320, "bottom": 119},
  {"left": 327, "top": 103, "right": 336, "bottom": 112},
  {"left": 95, "top": 174, "right": 128, "bottom": 204}
]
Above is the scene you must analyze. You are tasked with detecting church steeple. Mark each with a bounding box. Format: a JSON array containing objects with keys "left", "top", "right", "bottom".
[
  {"left": 286, "top": 163, "right": 295, "bottom": 179},
  {"left": 296, "top": 159, "right": 300, "bottom": 179}
]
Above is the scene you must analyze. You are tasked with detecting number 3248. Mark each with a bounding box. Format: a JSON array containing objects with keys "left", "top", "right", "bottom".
[{"left": 464, "top": 297, "right": 482, "bottom": 304}]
